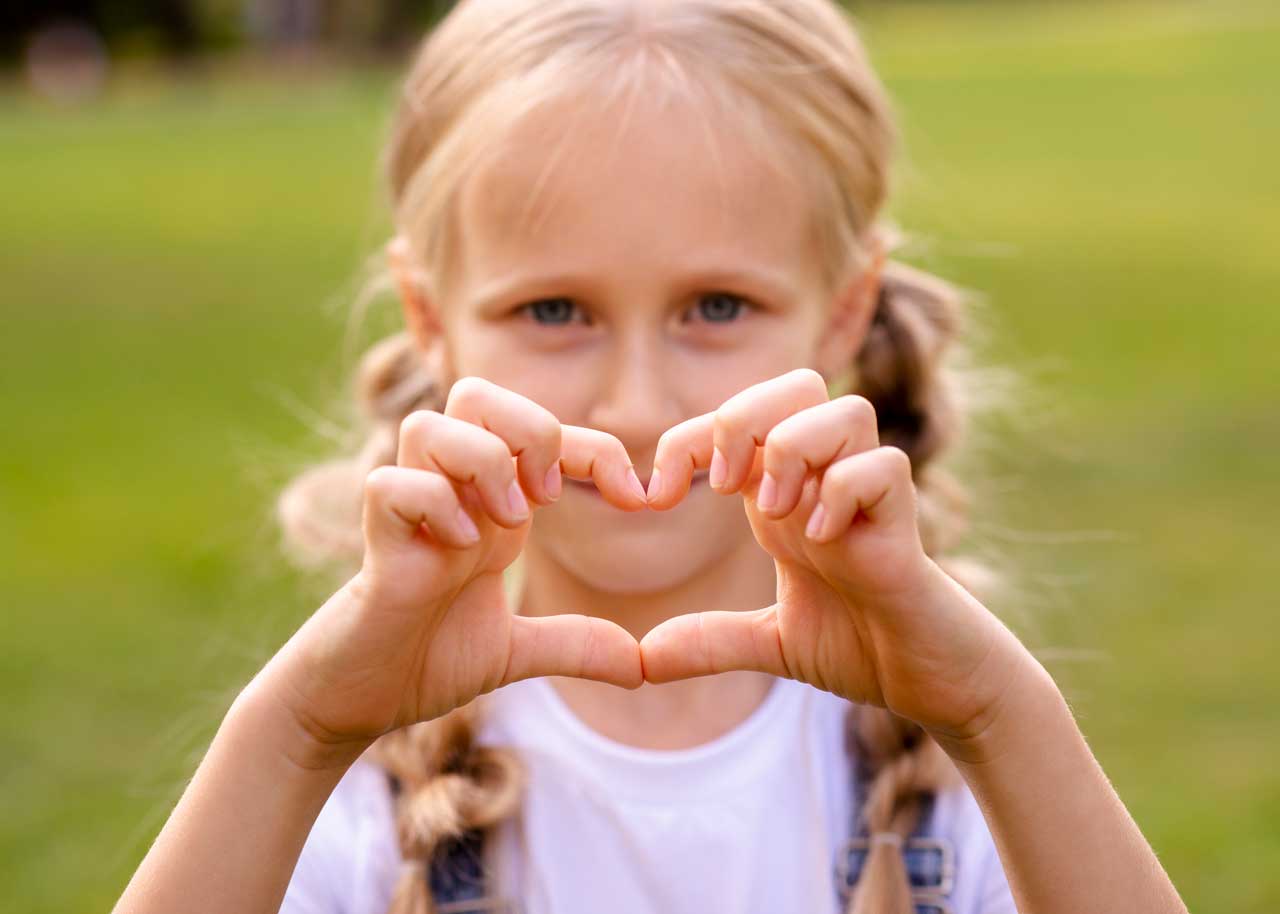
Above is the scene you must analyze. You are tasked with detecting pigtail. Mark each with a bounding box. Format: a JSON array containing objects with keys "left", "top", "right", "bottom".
[
  {"left": 371, "top": 707, "right": 524, "bottom": 914},
  {"left": 274, "top": 322, "right": 525, "bottom": 914},
  {"left": 840, "top": 230, "right": 980, "bottom": 914},
  {"left": 856, "top": 239, "right": 973, "bottom": 560},
  {"left": 846, "top": 706, "right": 961, "bottom": 914},
  {"left": 275, "top": 330, "right": 442, "bottom": 577}
]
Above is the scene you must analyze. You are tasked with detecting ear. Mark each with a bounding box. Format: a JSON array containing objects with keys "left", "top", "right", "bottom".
[
  {"left": 815, "top": 242, "right": 885, "bottom": 388},
  {"left": 388, "top": 234, "right": 444, "bottom": 351}
]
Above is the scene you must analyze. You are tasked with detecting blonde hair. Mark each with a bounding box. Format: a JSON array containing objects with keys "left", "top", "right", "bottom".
[{"left": 275, "top": 1, "right": 1011, "bottom": 911}]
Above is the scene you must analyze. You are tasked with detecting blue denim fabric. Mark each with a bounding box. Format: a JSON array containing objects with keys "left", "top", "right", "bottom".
[
  {"left": 427, "top": 828, "right": 492, "bottom": 913},
  {"left": 834, "top": 791, "right": 956, "bottom": 914},
  {"left": 413, "top": 760, "right": 955, "bottom": 913}
]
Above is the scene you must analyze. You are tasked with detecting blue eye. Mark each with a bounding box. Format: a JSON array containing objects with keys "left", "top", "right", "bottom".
[
  {"left": 520, "top": 294, "right": 748, "bottom": 326},
  {"left": 524, "top": 298, "right": 580, "bottom": 325},
  {"left": 693, "top": 293, "right": 747, "bottom": 323}
]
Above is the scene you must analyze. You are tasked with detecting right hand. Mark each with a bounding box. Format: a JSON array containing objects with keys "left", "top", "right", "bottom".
[{"left": 270, "top": 377, "right": 648, "bottom": 758}]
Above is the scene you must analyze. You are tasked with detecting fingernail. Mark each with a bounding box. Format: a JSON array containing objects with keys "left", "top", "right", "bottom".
[
  {"left": 709, "top": 447, "right": 727, "bottom": 489},
  {"left": 507, "top": 479, "right": 529, "bottom": 520},
  {"left": 544, "top": 463, "right": 562, "bottom": 501},
  {"left": 626, "top": 466, "right": 648, "bottom": 503},
  {"left": 805, "top": 502, "right": 826, "bottom": 539},
  {"left": 646, "top": 468, "right": 663, "bottom": 502},
  {"left": 456, "top": 507, "right": 480, "bottom": 543},
  {"left": 757, "top": 472, "right": 777, "bottom": 512}
]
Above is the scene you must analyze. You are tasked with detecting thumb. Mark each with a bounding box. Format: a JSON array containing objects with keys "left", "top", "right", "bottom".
[
  {"left": 503, "top": 614, "right": 644, "bottom": 689},
  {"left": 640, "top": 606, "right": 790, "bottom": 683}
]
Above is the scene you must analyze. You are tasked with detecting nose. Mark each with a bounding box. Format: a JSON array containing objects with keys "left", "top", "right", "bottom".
[{"left": 584, "top": 328, "right": 684, "bottom": 478}]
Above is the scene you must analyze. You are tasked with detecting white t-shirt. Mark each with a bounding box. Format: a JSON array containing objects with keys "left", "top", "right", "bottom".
[{"left": 281, "top": 676, "right": 1018, "bottom": 914}]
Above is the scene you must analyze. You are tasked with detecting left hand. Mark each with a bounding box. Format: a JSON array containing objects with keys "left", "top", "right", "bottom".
[{"left": 639, "top": 368, "right": 1030, "bottom": 745}]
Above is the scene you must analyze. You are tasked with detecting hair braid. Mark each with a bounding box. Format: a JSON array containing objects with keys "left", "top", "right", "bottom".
[
  {"left": 371, "top": 708, "right": 524, "bottom": 914},
  {"left": 840, "top": 233, "right": 977, "bottom": 914},
  {"left": 275, "top": 328, "right": 524, "bottom": 914}
]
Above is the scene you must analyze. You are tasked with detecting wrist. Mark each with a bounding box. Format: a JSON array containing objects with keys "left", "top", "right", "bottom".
[
  {"left": 925, "top": 643, "right": 1067, "bottom": 768},
  {"left": 231, "top": 664, "right": 375, "bottom": 774}
]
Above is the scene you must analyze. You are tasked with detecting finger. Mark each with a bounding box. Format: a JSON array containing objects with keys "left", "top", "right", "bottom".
[
  {"left": 397, "top": 410, "right": 529, "bottom": 528},
  {"left": 558, "top": 424, "right": 648, "bottom": 510},
  {"left": 639, "top": 606, "right": 790, "bottom": 683},
  {"left": 444, "top": 376, "right": 563, "bottom": 505},
  {"left": 645, "top": 411, "right": 715, "bottom": 510},
  {"left": 710, "top": 368, "right": 830, "bottom": 495},
  {"left": 362, "top": 465, "right": 480, "bottom": 551},
  {"left": 757, "top": 395, "right": 880, "bottom": 520},
  {"left": 805, "top": 445, "right": 918, "bottom": 544},
  {"left": 504, "top": 614, "right": 643, "bottom": 689}
]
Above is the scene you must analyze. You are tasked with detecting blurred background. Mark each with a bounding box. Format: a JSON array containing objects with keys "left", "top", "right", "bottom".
[{"left": 1, "top": 0, "right": 1276, "bottom": 911}]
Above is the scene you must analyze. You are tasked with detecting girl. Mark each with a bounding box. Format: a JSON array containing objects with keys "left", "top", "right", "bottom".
[{"left": 113, "top": 1, "right": 1189, "bottom": 913}]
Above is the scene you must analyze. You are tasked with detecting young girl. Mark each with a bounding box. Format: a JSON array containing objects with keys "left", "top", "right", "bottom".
[{"left": 113, "top": 2, "right": 1189, "bottom": 913}]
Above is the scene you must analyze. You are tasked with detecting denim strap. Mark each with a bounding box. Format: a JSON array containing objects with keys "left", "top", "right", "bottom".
[
  {"left": 399, "top": 740, "right": 955, "bottom": 912},
  {"left": 834, "top": 744, "right": 955, "bottom": 914}
]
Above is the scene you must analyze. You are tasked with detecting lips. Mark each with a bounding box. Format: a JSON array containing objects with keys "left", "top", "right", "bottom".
[{"left": 564, "top": 471, "right": 708, "bottom": 497}]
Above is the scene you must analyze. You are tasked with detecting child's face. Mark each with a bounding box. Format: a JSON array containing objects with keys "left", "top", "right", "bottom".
[{"left": 413, "top": 91, "right": 871, "bottom": 594}]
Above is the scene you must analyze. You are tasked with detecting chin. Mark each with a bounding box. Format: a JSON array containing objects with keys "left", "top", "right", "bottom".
[{"left": 529, "top": 498, "right": 751, "bottom": 595}]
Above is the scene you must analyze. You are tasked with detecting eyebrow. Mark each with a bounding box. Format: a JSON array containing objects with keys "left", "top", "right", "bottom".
[{"left": 468, "top": 265, "right": 797, "bottom": 312}]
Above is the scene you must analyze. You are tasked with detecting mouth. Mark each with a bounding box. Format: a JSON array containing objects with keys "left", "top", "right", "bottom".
[{"left": 565, "top": 469, "right": 708, "bottom": 497}]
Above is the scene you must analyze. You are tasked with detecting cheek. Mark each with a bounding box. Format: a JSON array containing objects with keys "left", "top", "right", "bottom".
[
  {"left": 446, "top": 313, "right": 824, "bottom": 424},
  {"left": 676, "top": 342, "right": 820, "bottom": 412},
  {"left": 445, "top": 327, "right": 593, "bottom": 420}
]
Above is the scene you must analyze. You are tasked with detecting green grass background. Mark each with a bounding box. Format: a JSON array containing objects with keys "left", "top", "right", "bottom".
[{"left": 2, "top": 1, "right": 1276, "bottom": 911}]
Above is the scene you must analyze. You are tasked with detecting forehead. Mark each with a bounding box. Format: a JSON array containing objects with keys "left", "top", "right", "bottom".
[{"left": 450, "top": 85, "right": 825, "bottom": 302}]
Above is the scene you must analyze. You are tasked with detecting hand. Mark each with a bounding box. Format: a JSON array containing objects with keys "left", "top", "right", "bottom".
[
  {"left": 272, "top": 377, "right": 647, "bottom": 759},
  {"left": 639, "top": 368, "right": 1029, "bottom": 745}
]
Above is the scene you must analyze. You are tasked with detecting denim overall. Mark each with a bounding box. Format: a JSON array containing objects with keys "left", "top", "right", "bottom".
[{"left": 388, "top": 750, "right": 957, "bottom": 914}]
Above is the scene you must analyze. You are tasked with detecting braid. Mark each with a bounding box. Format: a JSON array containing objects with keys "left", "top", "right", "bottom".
[
  {"left": 371, "top": 707, "right": 524, "bottom": 914},
  {"left": 841, "top": 231, "right": 983, "bottom": 914},
  {"left": 273, "top": 326, "right": 524, "bottom": 914},
  {"left": 846, "top": 706, "right": 961, "bottom": 914},
  {"left": 275, "top": 331, "right": 443, "bottom": 577}
]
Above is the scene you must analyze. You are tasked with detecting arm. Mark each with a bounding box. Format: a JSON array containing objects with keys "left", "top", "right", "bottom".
[
  {"left": 927, "top": 593, "right": 1188, "bottom": 914},
  {"left": 113, "top": 385, "right": 645, "bottom": 914},
  {"left": 635, "top": 371, "right": 1190, "bottom": 914},
  {"left": 112, "top": 652, "right": 372, "bottom": 914}
]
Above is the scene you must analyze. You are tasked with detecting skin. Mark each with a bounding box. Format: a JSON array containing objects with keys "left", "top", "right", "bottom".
[
  {"left": 402, "top": 88, "right": 879, "bottom": 747},
  {"left": 112, "top": 90, "right": 1188, "bottom": 914}
]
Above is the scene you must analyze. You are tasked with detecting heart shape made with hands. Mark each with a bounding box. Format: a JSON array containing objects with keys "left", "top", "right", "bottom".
[{"left": 495, "top": 368, "right": 964, "bottom": 728}]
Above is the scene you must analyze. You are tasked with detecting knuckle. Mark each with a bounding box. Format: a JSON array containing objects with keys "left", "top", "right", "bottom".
[
  {"left": 574, "top": 427, "right": 610, "bottom": 466},
  {"left": 479, "top": 434, "right": 517, "bottom": 476},
  {"left": 398, "top": 408, "right": 436, "bottom": 443},
  {"left": 446, "top": 375, "right": 491, "bottom": 410},
  {"left": 837, "top": 393, "right": 877, "bottom": 426},
  {"left": 657, "top": 414, "right": 697, "bottom": 452},
  {"left": 715, "top": 399, "right": 749, "bottom": 437},
  {"left": 762, "top": 425, "right": 800, "bottom": 463},
  {"left": 532, "top": 404, "right": 563, "bottom": 448},
  {"left": 879, "top": 444, "right": 913, "bottom": 474},
  {"left": 820, "top": 458, "right": 854, "bottom": 494},
  {"left": 791, "top": 366, "right": 827, "bottom": 392},
  {"left": 600, "top": 433, "right": 631, "bottom": 467},
  {"left": 363, "top": 464, "right": 400, "bottom": 501},
  {"left": 583, "top": 425, "right": 621, "bottom": 452},
  {"left": 652, "top": 427, "right": 673, "bottom": 459},
  {"left": 418, "top": 468, "right": 453, "bottom": 499}
]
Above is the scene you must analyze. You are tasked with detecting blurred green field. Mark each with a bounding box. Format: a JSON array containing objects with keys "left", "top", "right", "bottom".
[{"left": 2, "top": 2, "right": 1277, "bottom": 911}]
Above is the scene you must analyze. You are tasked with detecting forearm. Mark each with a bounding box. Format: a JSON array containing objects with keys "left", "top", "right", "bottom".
[
  {"left": 112, "top": 665, "right": 371, "bottom": 914},
  {"left": 935, "top": 654, "right": 1187, "bottom": 914}
]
